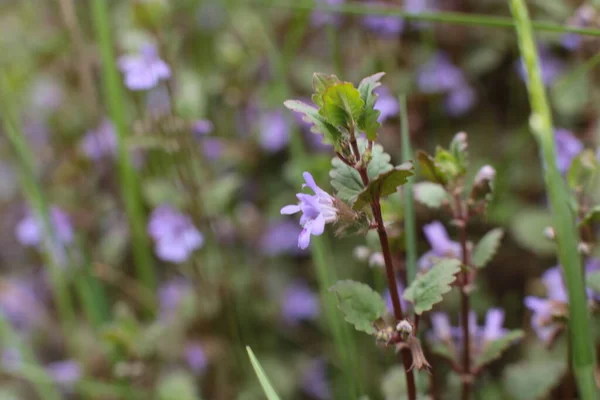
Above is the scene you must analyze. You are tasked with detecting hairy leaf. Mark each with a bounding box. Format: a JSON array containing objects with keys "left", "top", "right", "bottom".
[
  {"left": 403, "top": 259, "right": 461, "bottom": 314},
  {"left": 284, "top": 100, "right": 342, "bottom": 150},
  {"left": 329, "top": 280, "right": 387, "bottom": 335},
  {"left": 474, "top": 330, "right": 524, "bottom": 370},
  {"left": 472, "top": 228, "right": 504, "bottom": 268},
  {"left": 417, "top": 151, "right": 447, "bottom": 185},
  {"left": 357, "top": 72, "right": 385, "bottom": 140},
  {"left": 246, "top": 347, "right": 282, "bottom": 400},
  {"left": 312, "top": 73, "right": 340, "bottom": 108},
  {"left": 320, "top": 83, "right": 365, "bottom": 128},
  {"left": 353, "top": 163, "right": 414, "bottom": 210},
  {"left": 414, "top": 182, "right": 449, "bottom": 209}
]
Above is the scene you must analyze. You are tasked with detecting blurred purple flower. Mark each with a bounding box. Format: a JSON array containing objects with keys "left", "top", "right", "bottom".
[
  {"left": 0, "top": 279, "right": 44, "bottom": 331},
  {"left": 445, "top": 84, "right": 476, "bottom": 117},
  {"left": 417, "top": 53, "right": 465, "bottom": 93},
  {"left": 430, "top": 312, "right": 452, "bottom": 341},
  {"left": 280, "top": 172, "right": 338, "bottom": 249},
  {"left": 158, "top": 277, "right": 193, "bottom": 317},
  {"left": 260, "top": 220, "right": 306, "bottom": 256},
  {"left": 374, "top": 86, "right": 399, "bottom": 122},
  {"left": 405, "top": 0, "right": 438, "bottom": 29},
  {"left": 259, "top": 111, "right": 289, "bottom": 152},
  {"left": 30, "top": 78, "right": 64, "bottom": 115},
  {"left": 312, "top": 0, "right": 344, "bottom": 27},
  {"left": 301, "top": 358, "right": 331, "bottom": 400},
  {"left": 192, "top": 119, "right": 214, "bottom": 137},
  {"left": 148, "top": 205, "right": 204, "bottom": 263},
  {"left": 418, "top": 221, "right": 462, "bottom": 269},
  {"left": 281, "top": 280, "right": 320, "bottom": 324},
  {"left": 146, "top": 86, "right": 171, "bottom": 115},
  {"left": 516, "top": 45, "right": 564, "bottom": 86},
  {"left": 47, "top": 360, "right": 81, "bottom": 388},
  {"left": 184, "top": 341, "right": 208, "bottom": 375},
  {"left": 1, "top": 348, "right": 22, "bottom": 371},
  {"left": 481, "top": 308, "right": 508, "bottom": 341},
  {"left": 81, "top": 120, "right": 117, "bottom": 161},
  {"left": 16, "top": 206, "right": 73, "bottom": 248},
  {"left": 362, "top": 3, "right": 404, "bottom": 37},
  {"left": 118, "top": 44, "right": 171, "bottom": 91},
  {"left": 202, "top": 138, "right": 225, "bottom": 161},
  {"left": 555, "top": 128, "right": 583, "bottom": 173},
  {"left": 562, "top": 6, "right": 597, "bottom": 50},
  {"left": 383, "top": 278, "right": 409, "bottom": 314}
]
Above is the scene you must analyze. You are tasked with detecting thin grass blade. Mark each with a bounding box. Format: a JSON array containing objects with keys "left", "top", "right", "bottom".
[{"left": 246, "top": 346, "right": 282, "bottom": 400}]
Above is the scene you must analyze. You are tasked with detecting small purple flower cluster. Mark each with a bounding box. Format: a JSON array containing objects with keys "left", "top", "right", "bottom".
[
  {"left": 148, "top": 205, "right": 204, "bottom": 263},
  {"left": 119, "top": 44, "right": 171, "bottom": 91}
]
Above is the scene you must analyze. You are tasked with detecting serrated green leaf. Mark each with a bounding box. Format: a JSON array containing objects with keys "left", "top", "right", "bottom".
[
  {"left": 353, "top": 163, "right": 414, "bottom": 210},
  {"left": 435, "top": 147, "right": 463, "bottom": 180},
  {"left": 472, "top": 228, "right": 504, "bottom": 268},
  {"left": 580, "top": 205, "right": 600, "bottom": 228},
  {"left": 567, "top": 149, "right": 598, "bottom": 191},
  {"left": 320, "top": 83, "right": 365, "bottom": 128},
  {"left": 329, "top": 280, "right": 387, "bottom": 335},
  {"left": 503, "top": 359, "right": 566, "bottom": 400},
  {"left": 417, "top": 151, "right": 447, "bottom": 185},
  {"left": 312, "top": 73, "right": 340, "bottom": 108},
  {"left": 330, "top": 139, "right": 393, "bottom": 204},
  {"left": 357, "top": 72, "right": 385, "bottom": 140},
  {"left": 403, "top": 259, "right": 461, "bottom": 314},
  {"left": 414, "top": 182, "right": 449, "bottom": 208},
  {"left": 284, "top": 100, "right": 342, "bottom": 150},
  {"left": 474, "top": 330, "right": 524, "bottom": 370},
  {"left": 246, "top": 347, "right": 282, "bottom": 400},
  {"left": 586, "top": 270, "right": 600, "bottom": 293}
]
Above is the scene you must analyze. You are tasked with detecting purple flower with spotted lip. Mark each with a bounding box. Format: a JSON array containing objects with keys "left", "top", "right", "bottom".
[
  {"left": 260, "top": 220, "right": 306, "bottom": 256},
  {"left": 118, "top": 44, "right": 171, "bottom": 91},
  {"left": 148, "top": 205, "right": 204, "bottom": 263},
  {"left": 184, "top": 341, "right": 208, "bottom": 375},
  {"left": 555, "top": 128, "right": 583, "bottom": 174},
  {"left": 81, "top": 119, "right": 117, "bottom": 161},
  {"left": 259, "top": 111, "right": 289, "bottom": 152},
  {"left": 280, "top": 172, "right": 337, "bottom": 249},
  {"left": 281, "top": 280, "right": 320, "bottom": 325},
  {"left": 374, "top": 86, "right": 400, "bottom": 122},
  {"left": 16, "top": 206, "right": 73, "bottom": 248},
  {"left": 418, "top": 221, "right": 462, "bottom": 269}
]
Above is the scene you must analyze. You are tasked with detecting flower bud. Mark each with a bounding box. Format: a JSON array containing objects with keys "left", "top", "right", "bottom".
[
  {"left": 470, "top": 165, "right": 496, "bottom": 202},
  {"left": 353, "top": 246, "right": 371, "bottom": 262},
  {"left": 543, "top": 226, "right": 555, "bottom": 240},
  {"left": 396, "top": 319, "right": 413, "bottom": 339},
  {"left": 368, "top": 252, "right": 385, "bottom": 268}
]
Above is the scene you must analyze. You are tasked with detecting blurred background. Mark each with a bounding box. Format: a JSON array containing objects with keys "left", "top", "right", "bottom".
[{"left": 0, "top": 0, "right": 599, "bottom": 399}]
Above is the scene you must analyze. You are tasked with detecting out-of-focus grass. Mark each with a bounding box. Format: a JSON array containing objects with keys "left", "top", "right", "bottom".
[{"left": 509, "top": 0, "right": 598, "bottom": 398}]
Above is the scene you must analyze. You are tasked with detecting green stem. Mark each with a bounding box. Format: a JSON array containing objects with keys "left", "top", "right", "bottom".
[
  {"left": 509, "top": 1, "right": 598, "bottom": 399},
  {"left": 91, "top": 0, "right": 156, "bottom": 298}
]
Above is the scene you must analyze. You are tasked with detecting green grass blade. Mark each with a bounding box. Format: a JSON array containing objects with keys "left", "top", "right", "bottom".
[
  {"left": 249, "top": 0, "right": 600, "bottom": 37},
  {"left": 508, "top": 1, "right": 598, "bottom": 398},
  {"left": 91, "top": 0, "right": 156, "bottom": 297},
  {"left": 246, "top": 347, "right": 282, "bottom": 400},
  {"left": 399, "top": 95, "right": 417, "bottom": 286}
]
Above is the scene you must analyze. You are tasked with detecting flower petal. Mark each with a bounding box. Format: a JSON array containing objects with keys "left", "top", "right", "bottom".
[
  {"left": 309, "top": 213, "right": 326, "bottom": 236},
  {"left": 281, "top": 205, "right": 301, "bottom": 215},
  {"left": 298, "top": 226, "right": 312, "bottom": 249}
]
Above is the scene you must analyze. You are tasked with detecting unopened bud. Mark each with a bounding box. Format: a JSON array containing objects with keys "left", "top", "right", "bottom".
[
  {"left": 353, "top": 246, "right": 371, "bottom": 262},
  {"left": 544, "top": 226, "right": 555, "bottom": 240},
  {"left": 368, "top": 252, "right": 385, "bottom": 268},
  {"left": 579, "top": 242, "right": 591, "bottom": 255},
  {"left": 396, "top": 319, "right": 413, "bottom": 339},
  {"left": 376, "top": 326, "right": 394, "bottom": 343},
  {"left": 471, "top": 165, "right": 496, "bottom": 202},
  {"left": 452, "top": 132, "right": 468, "bottom": 152}
]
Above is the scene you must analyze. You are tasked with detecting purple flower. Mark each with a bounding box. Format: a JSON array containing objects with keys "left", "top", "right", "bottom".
[
  {"left": 362, "top": 3, "right": 404, "bottom": 37},
  {"left": 481, "top": 308, "right": 508, "bottom": 342},
  {"left": 148, "top": 205, "right": 204, "bottom": 263},
  {"left": 0, "top": 279, "right": 44, "bottom": 331},
  {"left": 118, "top": 44, "right": 171, "bottom": 91},
  {"left": 81, "top": 120, "right": 117, "bottom": 160},
  {"left": 417, "top": 53, "right": 465, "bottom": 94},
  {"left": 312, "top": 0, "right": 344, "bottom": 27},
  {"left": 555, "top": 128, "right": 583, "bottom": 173},
  {"left": 192, "top": 119, "right": 214, "bottom": 137},
  {"left": 260, "top": 220, "right": 306, "bottom": 256},
  {"left": 562, "top": 6, "right": 597, "bottom": 50},
  {"left": 444, "top": 84, "right": 476, "bottom": 117},
  {"left": 430, "top": 313, "right": 452, "bottom": 341},
  {"left": 16, "top": 206, "right": 73, "bottom": 248},
  {"left": 47, "top": 360, "right": 81, "bottom": 388},
  {"left": 259, "top": 111, "right": 289, "bottom": 152},
  {"left": 516, "top": 45, "right": 564, "bottom": 86},
  {"left": 184, "top": 341, "right": 208, "bottom": 375},
  {"left": 301, "top": 359, "right": 331, "bottom": 400},
  {"left": 281, "top": 281, "right": 320, "bottom": 325},
  {"left": 202, "top": 138, "right": 225, "bottom": 161},
  {"left": 383, "top": 279, "right": 409, "bottom": 314},
  {"left": 280, "top": 172, "right": 338, "bottom": 249},
  {"left": 158, "top": 278, "right": 193, "bottom": 318},
  {"left": 418, "top": 221, "right": 462, "bottom": 269},
  {"left": 374, "top": 86, "right": 399, "bottom": 122}
]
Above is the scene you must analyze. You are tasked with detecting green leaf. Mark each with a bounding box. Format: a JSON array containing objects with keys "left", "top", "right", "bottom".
[
  {"left": 586, "top": 271, "right": 600, "bottom": 294},
  {"left": 320, "top": 83, "right": 365, "bottom": 128},
  {"left": 353, "top": 163, "right": 414, "bottom": 210},
  {"left": 329, "top": 280, "right": 387, "bottom": 334},
  {"left": 429, "top": 341, "right": 456, "bottom": 363},
  {"left": 474, "top": 330, "right": 524, "bottom": 370},
  {"left": 472, "top": 228, "right": 504, "bottom": 268},
  {"left": 357, "top": 72, "right": 385, "bottom": 140},
  {"left": 284, "top": 100, "right": 342, "bottom": 149},
  {"left": 330, "top": 139, "right": 392, "bottom": 204},
  {"left": 311, "top": 73, "right": 341, "bottom": 108},
  {"left": 567, "top": 149, "right": 598, "bottom": 191},
  {"left": 414, "top": 182, "right": 449, "bottom": 208},
  {"left": 503, "top": 359, "right": 566, "bottom": 400},
  {"left": 246, "top": 347, "right": 282, "bottom": 400},
  {"left": 509, "top": 208, "right": 555, "bottom": 256},
  {"left": 403, "top": 259, "right": 461, "bottom": 314},
  {"left": 435, "top": 147, "right": 463, "bottom": 180},
  {"left": 417, "top": 151, "right": 447, "bottom": 185},
  {"left": 580, "top": 206, "right": 600, "bottom": 228},
  {"left": 157, "top": 370, "right": 201, "bottom": 400}
]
